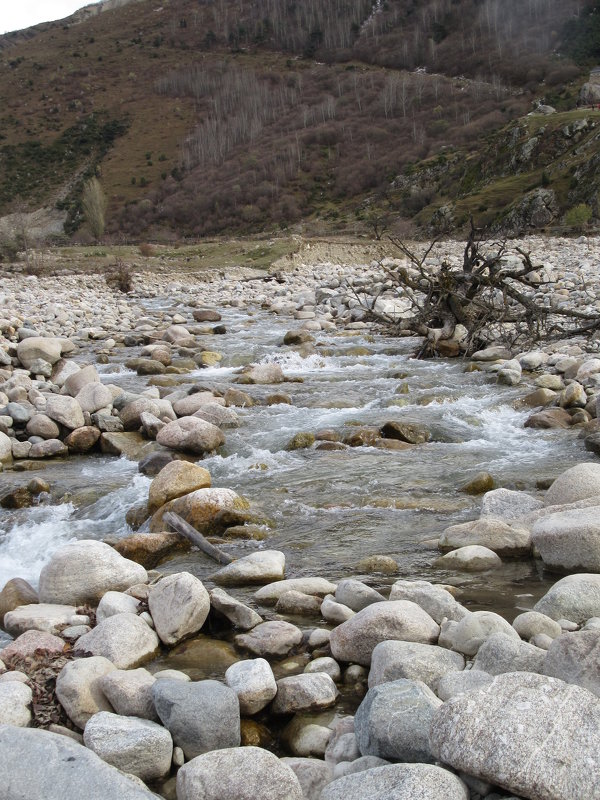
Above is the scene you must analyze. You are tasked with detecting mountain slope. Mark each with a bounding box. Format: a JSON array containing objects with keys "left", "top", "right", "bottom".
[{"left": 0, "top": 0, "right": 595, "bottom": 241}]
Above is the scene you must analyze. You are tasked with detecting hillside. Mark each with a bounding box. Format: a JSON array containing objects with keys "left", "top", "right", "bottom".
[{"left": 0, "top": 0, "right": 597, "bottom": 243}]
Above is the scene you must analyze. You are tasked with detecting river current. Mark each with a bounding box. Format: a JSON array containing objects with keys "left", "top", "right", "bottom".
[{"left": 0, "top": 304, "right": 585, "bottom": 621}]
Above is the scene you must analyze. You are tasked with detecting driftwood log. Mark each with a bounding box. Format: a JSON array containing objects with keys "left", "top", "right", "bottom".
[{"left": 163, "top": 511, "right": 234, "bottom": 565}]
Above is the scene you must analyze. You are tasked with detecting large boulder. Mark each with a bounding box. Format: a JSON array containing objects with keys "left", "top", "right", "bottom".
[
  {"left": 533, "top": 574, "right": 600, "bottom": 623},
  {"left": 545, "top": 462, "right": 600, "bottom": 506},
  {"left": 148, "top": 571, "right": 210, "bottom": 645},
  {"left": 176, "top": 746, "right": 303, "bottom": 800},
  {"left": 430, "top": 672, "right": 600, "bottom": 800},
  {"left": 0, "top": 725, "right": 158, "bottom": 799},
  {"left": 39, "top": 540, "right": 148, "bottom": 605},
  {"left": 55, "top": 656, "right": 118, "bottom": 729},
  {"left": 368, "top": 640, "right": 465, "bottom": 690},
  {"left": 543, "top": 630, "right": 600, "bottom": 697},
  {"left": 83, "top": 711, "right": 173, "bottom": 781},
  {"left": 148, "top": 461, "right": 211, "bottom": 513},
  {"left": 43, "top": 395, "right": 85, "bottom": 430},
  {"left": 355, "top": 679, "right": 441, "bottom": 762},
  {"left": 172, "top": 392, "right": 220, "bottom": 416},
  {"left": 156, "top": 416, "right": 224, "bottom": 455},
  {"left": 1, "top": 629, "right": 65, "bottom": 661},
  {"left": 64, "top": 365, "right": 100, "bottom": 397},
  {"left": 320, "top": 763, "right": 468, "bottom": 800},
  {"left": 329, "top": 601, "right": 440, "bottom": 666},
  {"left": 153, "top": 679, "right": 240, "bottom": 760},
  {"left": 213, "top": 550, "right": 285, "bottom": 587},
  {"left": 74, "top": 613, "right": 159, "bottom": 669},
  {"left": 149, "top": 487, "right": 246, "bottom": 533},
  {"left": 17, "top": 337, "right": 71, "bottom": 370},
  {"left": 0, "top": 431, "right": 12, "bottom": 464},
  {"left": 532, "top": 507, "right": 600, "bottom": 571},
  {"left": 75, "top": 383, "right": 113, "bottom": 415}
]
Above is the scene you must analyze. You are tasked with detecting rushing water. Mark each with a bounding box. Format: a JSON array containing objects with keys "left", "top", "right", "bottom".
[{"left": 0, "top": 304, "right": 586, "bottom": 619}]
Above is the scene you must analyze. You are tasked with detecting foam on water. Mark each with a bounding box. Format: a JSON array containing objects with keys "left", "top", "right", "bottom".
[
  {"left": 0, "top": 471, "right": 150, "bottom": 591},
  {"left": 0, "top": 503, "right": 76, "bottom": 589},
  {"left": 203, "top": 446, "right": 302, "bottom": 482}
]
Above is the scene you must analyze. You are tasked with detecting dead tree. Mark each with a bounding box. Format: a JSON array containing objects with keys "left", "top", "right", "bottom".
[{"left": 364, "top": 220, "right": 600, "bottom": 357}]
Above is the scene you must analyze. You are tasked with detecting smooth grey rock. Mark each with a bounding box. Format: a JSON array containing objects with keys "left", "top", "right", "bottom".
[
  {"left": 213, "top": 550, "right": 285, "bottom": 587},
  {"left": 321, "top": 594, "right": 355, "bottom": 624},
  {"left": 0, "top": 725, "right": 158, "bottom": 799},
  {"left": 254, "top": 578, "right": 337, "bottom": 605},
  {"left": 96, "top": 591, "right": 139, "bottom": 623},
  {"left": 332, "top": 756, "right": 389, "bottom": 780},
  {"left": 480, "top": 488, "right": 544, "bottom": 520},
  {"left": 44, "top": 394, "right": 85, "bottom": 430},
  {"left": 280, "top": 757, "right": 332, "bottom": 800},
  {"left": 388, "top": 580, "right": 466, "bottom": 623},
  {"left": 17, "top": 337, "right": 67, "bottom": 370},
  {"left": 99, "top": 668, "right": 157, "bottom": 720},
  {"left": 276, "top": 590, "right": 322, "bottom": 616},
  {"left": 271, "top": 673, "right": 339, "bottom": 714},
  {"left": 83, "top": 711, "right": 172, "bottom": 781},
  {"left": 156, "top": 416, "right": 224, "bottom": 455},
  {"left": 320, "top": 763, "right": 469, "bottom": 800},
  {"left": 282, "top": 716, "right": 333, "bottom": 757},
  {"left": 148, "top": 571, "right": 210, "bottom": 645},
  {"left": 430, "top": 672, "right": 600, "bottom": 800},
  {"left": 55, "top": 656, "right": 116, "bottom": 729},
  {"left": 532, "top": 507, "right": 600, "bottom": 571},
  {"left": 545, "top": 462, "right": 600, "bottom": 506},
  {"left": 304, "top": 657, "right": 341, "bottom": 682},
  {"left": 354, "top": 679, "right": 441, "bottom": 762},
  {"left": 76, "top": 382, "right": 113, "bottom": 414},
  {"left": 209, "top": 588, "right": 262, "bottom": 630},
  {"left": 324, "top": 730, "right": 360, "bottom": 766},
  {"left": 512, "top": 611, "right": 562, "bottom": 641},
  {"left": 369, "top": 640, "right": 465, "bottom": 690},
  {"left": 329, "top": 601, "right": 440, "bottom": 666},
  {"left": 434, "top": 545, "right": 502, "bottom": 571},
  {"left": 3, "top": 603, "right": 80, "bottom": 637},
  {"left": 152, "top": 678, "right": 240, "bottom": 759},
  {"left": 439, "top": 518, "right": 531, "bottom": 556},
  {"left": 543, "top": 630, "right": 600, "bottom": 696},
  {"left": 224, "top": 658, "right": 277, "bottom": 715},
  {"left": 0, "top": 682, "right": 32, "bottom": 726},
  {"left": 472, "top": 632, "right": 546, "bottom": 675},
  {"left": 334, "top": 579, "right": 385, "bottom": 612},
  {"left": 444, "top": 610, "right": 520, "bottom": 656},
  {"left": 235, "top": 620, "right": 303, "bottom": 658},
  {"left": 436, "top": 669, "right": 495, "bottom": 701},
  {"left": 39, "top": 540, "right": 148, "bottom": 605},
  {"left": 74, "top": 613, "right": 159, "bottom": 669},
  {"left": 64, "top": 364, "right": 100, "bottom": 396},
  {"left": 533, "top": 574, "right": 600, "bottom": 623},
  {"left": 176, "top": 746, "right": 303, "bottom": 800}
]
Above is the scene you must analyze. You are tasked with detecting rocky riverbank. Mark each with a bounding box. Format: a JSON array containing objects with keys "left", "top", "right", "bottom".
[{"left": 0, "top": 235, "right": 599, "bottom": 800}]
